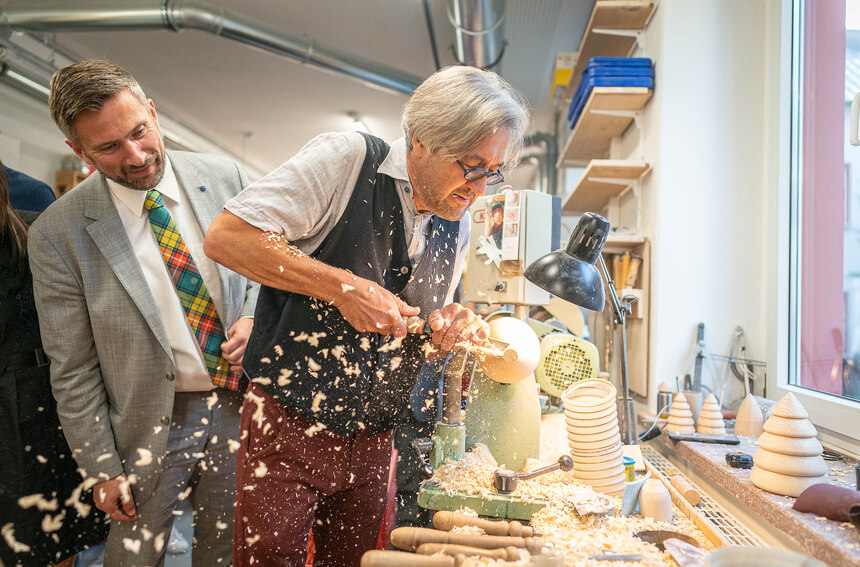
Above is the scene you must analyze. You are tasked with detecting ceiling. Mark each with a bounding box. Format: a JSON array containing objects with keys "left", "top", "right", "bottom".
[{"left": 3, "top": 0, "right": 595, "bottom": 182}]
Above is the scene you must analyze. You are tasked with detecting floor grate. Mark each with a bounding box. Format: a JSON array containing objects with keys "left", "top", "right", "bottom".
[{"left": 641, "top": 445, "right": 768, "bottom": 547}]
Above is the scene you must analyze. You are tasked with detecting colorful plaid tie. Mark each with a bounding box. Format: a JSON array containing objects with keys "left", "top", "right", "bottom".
[{"left": 144, "top": 189, "right": 241, "bottom": 390}]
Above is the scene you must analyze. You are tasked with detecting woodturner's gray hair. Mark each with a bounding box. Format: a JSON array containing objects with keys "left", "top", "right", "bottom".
[
  {"left": 402, "top": 65, "right": 530, "bottom": 167},
  {"left": 49, "top": 59, "right": 148, "bottom": 144}
]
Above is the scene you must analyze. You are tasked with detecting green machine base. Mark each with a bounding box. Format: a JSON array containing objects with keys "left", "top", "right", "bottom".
[{"left": 417, "top": 482, "right": 615, "bottom": 521}]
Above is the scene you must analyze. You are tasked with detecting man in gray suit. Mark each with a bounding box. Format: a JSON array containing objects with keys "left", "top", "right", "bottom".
[{"left": 28, "top": 60, "right": 259, "bottom": 566}]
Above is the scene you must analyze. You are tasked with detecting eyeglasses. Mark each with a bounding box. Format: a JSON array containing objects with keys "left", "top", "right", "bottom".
[{"left": 456, "top": 160, "right": 505, "bottom": 186}]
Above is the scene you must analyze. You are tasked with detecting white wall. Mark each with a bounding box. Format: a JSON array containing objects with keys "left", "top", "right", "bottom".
[
  {"left": 555, "top": 0, "right": 776, "bottom": 410},
  {"left": 0, "top": 82, "right": 71, "bottom": 185},
  {"left": 646, "top": 0, "right": 772, "bottom": 408}
]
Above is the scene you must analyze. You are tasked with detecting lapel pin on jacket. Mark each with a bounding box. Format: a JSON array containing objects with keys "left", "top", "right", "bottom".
[{"left": 199, "top": 185, "right": 207, "bottom": 192}]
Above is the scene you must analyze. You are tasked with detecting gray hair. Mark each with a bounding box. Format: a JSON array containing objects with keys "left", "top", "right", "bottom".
[
  {"left": 402, "top": 65, "right": 530, "bottom": 168},
  {"left": 49, "top": 59, "right": 148, "bottom": 144}
]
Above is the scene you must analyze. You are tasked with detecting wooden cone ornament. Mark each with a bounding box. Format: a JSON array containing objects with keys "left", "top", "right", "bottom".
[
  {"left": 697, "top": 393, "right": 726, "bottom": 435},
  {"left": 734, "top": 393, "right": 764, "bottom": 436},
  {"left": 666, "top": 392, "right": 695, "bottom": 434},
  {"left": 750, "top": 393, "right": 827, "bottom": 497}
]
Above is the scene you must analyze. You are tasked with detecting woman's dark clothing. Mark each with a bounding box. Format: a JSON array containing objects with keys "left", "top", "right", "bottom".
[{"left": 0, "top": 210, "right": 109, "bottom": 566}]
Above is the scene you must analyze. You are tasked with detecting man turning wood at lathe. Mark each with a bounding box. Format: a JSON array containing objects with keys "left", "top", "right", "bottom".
[{"left": 204, "top": 65, "right": 530, "bottom": 567}]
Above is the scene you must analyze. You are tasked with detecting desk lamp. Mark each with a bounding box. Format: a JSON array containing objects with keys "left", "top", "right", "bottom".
[{"left": 524, "top": 212, "right": 639, "bottom": 444}]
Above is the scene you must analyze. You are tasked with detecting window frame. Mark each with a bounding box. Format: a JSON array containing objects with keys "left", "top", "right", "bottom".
[{"left": 771, "top": 0, "right": 860, "bottom": 452}]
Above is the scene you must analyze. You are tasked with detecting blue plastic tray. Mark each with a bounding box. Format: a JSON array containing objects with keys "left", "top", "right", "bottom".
[
  {"left": 568, "top": 75, "right": 654, "bottom": 126},
  {"left": 585, "top": 57, "right": 653, "bottom": 68},
  {"left": 582, "top": 66, "right": 654, "bottom": 78}
]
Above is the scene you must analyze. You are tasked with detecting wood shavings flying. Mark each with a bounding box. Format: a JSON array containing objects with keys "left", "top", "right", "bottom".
[
  {"left": 17, "top": 493, "right": 59, "bottom": 512},
  {"left": 1, "top": 523, "right": 30, "bottom": 553}
]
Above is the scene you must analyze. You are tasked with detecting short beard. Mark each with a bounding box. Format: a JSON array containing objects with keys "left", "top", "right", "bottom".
[
  {"left": 410, "top": 167, "right": 471, "bottom": 221},
  {"left": 419, "top": 184, "right": 470, "bottom": 221},
  {"left": 93, "top": 151, "right": 166, "bottom": 192}
]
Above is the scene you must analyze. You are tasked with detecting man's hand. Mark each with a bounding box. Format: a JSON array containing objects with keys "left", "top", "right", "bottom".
[
  {"left": 222, "top": 316, "right": 254, "bottom": 371},
  {"left": 94, "top": 473, "right": 137, "bottom": 522},
  {"left": 425, "top": 303, "right": 489, "bottom": 359},
  {"left": 331, "top": 275, "right": 420, "bottom": 338}
]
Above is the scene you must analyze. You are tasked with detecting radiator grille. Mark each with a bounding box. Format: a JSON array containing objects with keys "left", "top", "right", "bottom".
[{"left": 641, "top": 445, "right": 768, "bottom": 547}]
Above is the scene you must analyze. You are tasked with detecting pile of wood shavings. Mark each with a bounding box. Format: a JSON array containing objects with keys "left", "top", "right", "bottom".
[
  {"left": 429, "top": 445, "right": 608, "bottom": 511},
  {"left": 521, "top": 507, "right": 699, "bottom": 566},
  {"left": 430, "top": 444, "right": 498, "bottom": 499},
  {"left": 429, "top": 447, "right": 715, "bottom": 567},
  {"left": 452, "top": 507, "right": 714, "bottom": 567}
]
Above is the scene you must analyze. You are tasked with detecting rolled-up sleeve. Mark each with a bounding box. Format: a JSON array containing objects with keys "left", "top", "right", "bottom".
[{"left": 225, "top": 132, "right": 366, "bottom": 252}]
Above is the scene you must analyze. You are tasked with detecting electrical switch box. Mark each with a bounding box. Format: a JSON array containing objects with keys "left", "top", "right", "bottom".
[{"left": 463, "top": 189, "right": 559, "bottom": 306}]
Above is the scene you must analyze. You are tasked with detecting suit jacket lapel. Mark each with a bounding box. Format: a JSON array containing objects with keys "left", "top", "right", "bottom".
[
  {"left": 83, "top": 177, "right": 173, "bottom": 360},
  {"left": 169, "top": 151, "right": 234, "bottom": 297}
]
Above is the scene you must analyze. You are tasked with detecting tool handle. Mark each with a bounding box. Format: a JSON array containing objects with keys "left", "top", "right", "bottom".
[
  {"left": 518, "top": 455, "right": 574, "bottom": 482},
  {"left": 432, "top": 511, "right": 535, "bottom": 537},
  {"left": 416, "top": 543, "right": 520, "bottom": 560},
  {"left": 405, "top": 316, "right": 432, "bottom": 334},
  {"left": 625, "top": 256, "right": 642, "bottom": 288},
  {"left": 390, "top": 527, "right": 540, "bottom": 553},
  {"left": 669, "top": 474, "right": 700, "bottom": 506},
  {"left": 361, "top": 550, "right": 454, "bottom": 567}
]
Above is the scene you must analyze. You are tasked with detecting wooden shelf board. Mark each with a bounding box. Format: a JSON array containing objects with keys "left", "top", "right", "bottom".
[
  {"left": 562, "top": 159, "right": 650, "bottom": 214},
  {"left": 563, "top": 0, "right": 656, "bottom": 100},
  {"left": 557, "top": 87, "right": 653, "bottom": 168},
  {"left": 602, "top": 233, "right": 645, "bottom": 254}
]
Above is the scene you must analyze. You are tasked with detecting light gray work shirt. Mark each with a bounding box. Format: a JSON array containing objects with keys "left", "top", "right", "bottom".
[{"left": 225, "top": 131, "right": 470, "bottom": 303}]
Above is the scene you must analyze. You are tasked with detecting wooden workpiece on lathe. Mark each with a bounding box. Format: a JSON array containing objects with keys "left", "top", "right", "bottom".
[{"left": 476, "top": 317, "right": 540, "bottom": 384}]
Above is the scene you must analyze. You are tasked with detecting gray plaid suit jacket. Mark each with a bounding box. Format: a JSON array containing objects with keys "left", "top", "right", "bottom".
[{"left": 27, "top": 150, "right": 259, "bottom": 503}]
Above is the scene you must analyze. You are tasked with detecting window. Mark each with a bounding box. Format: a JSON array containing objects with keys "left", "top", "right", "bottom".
[{"left": 787, "top": 0, "right": 860, "bottom": 432}]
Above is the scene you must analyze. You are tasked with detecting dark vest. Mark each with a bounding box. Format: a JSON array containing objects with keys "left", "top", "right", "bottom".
[{"left": 244, "top": 133, "right": 460, "bottom": 436}]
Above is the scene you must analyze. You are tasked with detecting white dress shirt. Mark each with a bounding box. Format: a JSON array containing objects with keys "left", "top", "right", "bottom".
[{"left": 107, "top": 157, "right": 225, "bottom": 391}]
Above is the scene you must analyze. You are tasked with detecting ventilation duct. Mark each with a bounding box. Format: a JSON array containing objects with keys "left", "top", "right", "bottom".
[
  {"left": 448, "top": 0, "right": 506, "bottom": 69},
  {"left": 0, "top": 0, "right": 421, "bottom": 96},
  {"left": 523, "top": 132, "right": 559, "bottom": 195}
]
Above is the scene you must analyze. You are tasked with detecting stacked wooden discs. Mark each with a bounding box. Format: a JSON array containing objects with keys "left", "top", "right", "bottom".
[
  {"left": 697, "top": 393, "right": 726, "bottom": 435},
  {"left": 666, "top": 392, "right": 695, "bottom": 433},
  {"left": 562, "top": 379, "right": 626, "bottom": 495},
  {"left": 750, "top": 393, "right": 827, "bottom": 497}
]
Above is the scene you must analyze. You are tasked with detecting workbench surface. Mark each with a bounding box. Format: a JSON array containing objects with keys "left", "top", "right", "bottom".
[{"left": 658, "top": 431, "right": 860, "bottom": 566}]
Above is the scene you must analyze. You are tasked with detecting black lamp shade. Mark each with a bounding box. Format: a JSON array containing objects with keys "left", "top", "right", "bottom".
[{"left": 524, "top": 212, "right": 610, "bottom": 311}]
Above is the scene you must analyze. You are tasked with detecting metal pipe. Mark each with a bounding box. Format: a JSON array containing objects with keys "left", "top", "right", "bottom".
[
  {"left": 422, "top": 0, "right": 441, "bottom": 71},
  {"left": 524, "top": 132, "right": 559, "bottom": 195},
  {"left": 0, "top": 63, "right": 50, "bottom": 101},
  {"left": 0, "top": 0, "right": 422, "bottom": 96},
  {"left": 447, "top": 0, "right": 506, "bottom": 69},
  {"left": 442, "top": 351, "right": 474, "bottom": 425}
]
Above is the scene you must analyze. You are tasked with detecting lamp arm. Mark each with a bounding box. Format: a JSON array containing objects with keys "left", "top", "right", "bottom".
[
  {"left": 598, "top": 254, "right": 627, "bottom": 325},
  {"left": 597, "top": 253, "right": 637, "bottom": 444}
]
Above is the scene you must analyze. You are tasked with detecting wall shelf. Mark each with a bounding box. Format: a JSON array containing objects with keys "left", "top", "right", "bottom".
[
  {"left": 591, "top": 236, "right": 650, "bottom": 397},
  {"left": 557, "top": 87, "right": 652, "bottom": 168},
  {"left": 562, "top": 0, "right": 656, "bottom": 101},
  {"left": 562, "top": 159, "right": 650, "bottom": 214}
]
